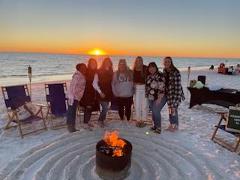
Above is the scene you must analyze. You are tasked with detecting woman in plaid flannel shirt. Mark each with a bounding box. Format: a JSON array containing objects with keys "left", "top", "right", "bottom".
[{"left": 163, "top": 57, "right": 185, "bottom": 132}]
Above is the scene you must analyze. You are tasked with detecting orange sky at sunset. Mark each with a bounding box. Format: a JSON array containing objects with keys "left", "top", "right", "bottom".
[
  {"left": 1, "top": 0, "right": 240, "bottom": 58},
  {"left": 1, "top": 40, "right": 239, "bottom": 58},
  {"left": 1, "top": 33, "right": 239, "bottom": 58}
]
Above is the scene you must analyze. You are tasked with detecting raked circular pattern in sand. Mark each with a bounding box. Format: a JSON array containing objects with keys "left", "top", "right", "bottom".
[{"left": 0, "top": 121, "right": 226, "bottom": 180}]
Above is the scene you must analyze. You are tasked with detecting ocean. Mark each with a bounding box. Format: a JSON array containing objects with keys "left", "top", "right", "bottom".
[{"left": 0, "top": 52, "right": 239, "bottom": 86}]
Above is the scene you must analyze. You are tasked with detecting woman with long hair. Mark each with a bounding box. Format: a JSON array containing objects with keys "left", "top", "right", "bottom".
[
  {"left": 145, "top": 62, "right": 165, "bottom": 134},
  {"left": 80, "top": 58, "right": 99, "bottom": 130},
  {"left": 93, "top": 57, "right": 113, "bottom": 127},
  {"left": 67, "top": 63, "right": 87, "bottom": 132},
  {"left": 132, "top": 56, "right": 148, "bottom": 126},
  {"left": 163, "top": 57, "right": 185, "bottom": 131},
  {"left": 112, "top": 59, "right": 134, "bottom": 121}
]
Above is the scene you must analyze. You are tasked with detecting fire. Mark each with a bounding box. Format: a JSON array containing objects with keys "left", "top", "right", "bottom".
[{"left": 103, "top": 131, "right": 126, "bottom": 157}]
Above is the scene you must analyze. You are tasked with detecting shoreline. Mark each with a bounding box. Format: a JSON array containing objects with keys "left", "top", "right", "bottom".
[{"left": 0, "top": 67, "right": 231, "bottom": 87}]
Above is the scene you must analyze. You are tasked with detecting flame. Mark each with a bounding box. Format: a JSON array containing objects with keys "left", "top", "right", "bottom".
[{"left": 103, "top": 131, "right": 126, "bottom": 157}]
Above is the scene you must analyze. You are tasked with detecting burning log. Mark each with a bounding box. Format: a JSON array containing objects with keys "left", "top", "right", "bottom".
[
  {"left": 96, "top": 130, "right": 132, "bottom": 179},
  {"left": 102, "top": 131, "right": 126, "bottom": 157}
]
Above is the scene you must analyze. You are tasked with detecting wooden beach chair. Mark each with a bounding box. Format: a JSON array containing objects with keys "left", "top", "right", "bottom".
[
  {"left": 1, "top": 84, "right": 47, "bottom": 138},
  {"left": 211, "top": 106, "right": 240, "bottom": 153},
  {"left": 45, "top": 83, "right": 68, "bottom": 128}
]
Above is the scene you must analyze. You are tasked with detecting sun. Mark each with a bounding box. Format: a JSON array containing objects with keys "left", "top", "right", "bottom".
[{"left": 87, "top": 48, "right": 106, "bottom": 56}]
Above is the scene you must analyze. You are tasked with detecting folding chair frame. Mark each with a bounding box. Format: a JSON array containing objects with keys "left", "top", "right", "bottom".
[
  {"left": 211, "top": 112, "right": 240, "bottom": 152},
  {"left": 1, "top": 85, "right": 47, "bottom": 138}
]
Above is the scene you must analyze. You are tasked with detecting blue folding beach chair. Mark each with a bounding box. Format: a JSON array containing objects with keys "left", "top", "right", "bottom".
[
  {"left": 45, "top": 83, "right": 68, "bottom": 128},
  {"left": 1, "top": 84, "right": 47, "bottom": 138}
]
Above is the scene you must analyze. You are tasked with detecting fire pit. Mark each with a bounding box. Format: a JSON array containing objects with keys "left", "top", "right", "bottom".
[{"left": 96, "top": 131, "right": 132, "bottom": 179}]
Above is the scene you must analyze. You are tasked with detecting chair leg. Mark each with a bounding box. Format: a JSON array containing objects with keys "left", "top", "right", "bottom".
[
  {"left": 5, "top": 111, "right": 17, "bottom": 129},
  {"left": 234, "top": 137, "right": 240, "bottom": 152},
  {"left": 50, "top": 117, "right": 54, "bottom": 128},
  {"left": 40, "top": 109, "right": 48, "bottom": 130},
  {"left": 17, "top": 119, "right": 24, "bottom": 139},
  {"left": 5, "top": 120, "right": 13, "bottom": 130},
  {"left": 211, "top": 116, "right": 224, "bottom": 140}
]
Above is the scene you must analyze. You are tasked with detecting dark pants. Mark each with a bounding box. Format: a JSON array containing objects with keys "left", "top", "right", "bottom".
[
  {"left": 83, "top": 106, "right": 92, "bottom": 124},
  {"left": 67, "top": 100, "right": 78, "bottom": 126},
  {"left": 98, "top": 101, "right": 109, "bottom": 122},
  {"left": 117, "top": 97, "right": 133, "bottom": 121}
]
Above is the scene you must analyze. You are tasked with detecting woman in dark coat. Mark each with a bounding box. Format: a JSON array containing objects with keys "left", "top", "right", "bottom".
[
  {"left": 80, "top": 58, "right": 99, "bottom": 129},
  {"left": 93, "top": 57, "right": 113, "bottom": 127}
]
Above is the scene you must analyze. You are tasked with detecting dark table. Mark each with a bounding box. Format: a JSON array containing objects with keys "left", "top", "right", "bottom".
[{"left": 188, "top": 87, "right": 240, "bottom": 108}]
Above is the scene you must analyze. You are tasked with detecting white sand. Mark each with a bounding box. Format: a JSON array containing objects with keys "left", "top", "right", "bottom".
[{"left": 0, "top": 69, "right": 240, "bottom": 180}]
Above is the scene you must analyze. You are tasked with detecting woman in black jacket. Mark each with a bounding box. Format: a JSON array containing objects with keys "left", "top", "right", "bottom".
[
  {"left": 163, "top": 57, "right": 185, "bottom": 132},
  {"left": 80, "top": 58, "right": 99, "bottom": 129},
  {"left": 93, "top": 57, "right": 113, "bottom": 127}
]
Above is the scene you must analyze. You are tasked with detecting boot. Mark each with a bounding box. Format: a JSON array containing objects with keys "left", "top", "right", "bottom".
[{"left": 67, "top": 124, "right": 77, "bottom": 133}]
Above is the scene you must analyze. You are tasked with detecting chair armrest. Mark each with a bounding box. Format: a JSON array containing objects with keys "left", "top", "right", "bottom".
[
  {"left": 216, "top": 111, "right": 228, "bottom": 122},
  {"left": 31, "top": 102, "right": 48, "bottom": 108},
  {"left": 216, "top": 111, "right": 228, "bottom": 115}
]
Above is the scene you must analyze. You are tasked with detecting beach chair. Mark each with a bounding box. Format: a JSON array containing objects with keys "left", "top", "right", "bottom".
[
  {"left": 211, "top": 106, "right": 240, "bottom": 152},
  {"left": 45, "top": 83, "right": 68, "bottom": 128},
  {"left": 1, "top": 85, "right": 47, "bottom": 138}
]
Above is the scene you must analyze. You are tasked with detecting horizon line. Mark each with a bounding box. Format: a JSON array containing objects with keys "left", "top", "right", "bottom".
[{"left": 0, "top": 50, "right": 239, "bottom": 59}]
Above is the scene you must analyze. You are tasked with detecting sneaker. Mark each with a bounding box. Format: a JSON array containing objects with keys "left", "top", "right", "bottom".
[
  {"left": 83, "top": 123, "right": 93, "bottom": 131},
  {"left": 98, "top": 121, "right": 105, "bottom": 128},
  {"left": 88, "top": 122, "right": 94, "bottom": 127},
  {"left": 165, "top": 124, "right": 173, "bottom": 131},
  {"left": 154, "top": 128, "right": 161, "bottom": 134},
  {"left": 150, "top": 126, "right": 156, "bottom": 131},
  {"left": 67, "top": 125, "right": 78, "bottom": 133},
  {"left": 170, "top": 125, "right": 178, "bottom": 132},
  {"left": 165, "top": 124, "right": 178, "bottom": 132},
  {"left": 136, "top": 121, "right": 146, "bottom": 128}
]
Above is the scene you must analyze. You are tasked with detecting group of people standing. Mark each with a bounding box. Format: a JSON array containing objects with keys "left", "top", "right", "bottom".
[{"left": 67, "top": 56, "right": 185, "bottom": 134}]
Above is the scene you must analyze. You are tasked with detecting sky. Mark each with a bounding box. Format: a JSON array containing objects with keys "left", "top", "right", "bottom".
[{"left": 0, "top": 0, "right": 240, "bottom": 58}]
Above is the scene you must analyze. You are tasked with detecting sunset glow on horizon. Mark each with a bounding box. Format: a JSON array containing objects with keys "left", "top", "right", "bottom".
[
  {"left": 87, "top": 48, "right": 107, "bottom": 56},
  {"left": 0, "top": 0, "right": 240, "bottom": 58}
]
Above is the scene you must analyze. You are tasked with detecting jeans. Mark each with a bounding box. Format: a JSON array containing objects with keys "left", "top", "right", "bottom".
[
  {"left": 117, "top": 97, "right": 133, "bottom": 120},
  {"left": 148, "top": 100, "right": 154, "bottom": 112},
  {"left": 151, "top": 96, "right": 179, "bottom": 127},
  {"left": 98, "top": 101, "right": 109, "bottom": 122},
  {"left": 169, "top": 108, "right": 178, "bottom": 126},
  {"left": 152, "top": 96, "right": 167, "bottom": 128},
  {"left": 67, "top": 100, "right": 78, "bottom": 126}
]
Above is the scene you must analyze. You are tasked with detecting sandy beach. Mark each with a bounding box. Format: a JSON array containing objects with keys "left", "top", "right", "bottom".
[{"left": 0, "top": 68, "right": 240, "bottom": 180}]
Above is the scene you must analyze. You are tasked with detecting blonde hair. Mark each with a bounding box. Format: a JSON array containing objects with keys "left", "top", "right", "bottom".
[
  {"left": 133, "top": 56, "right": 143, "bottom": 71},
  {"left": 117, "top": 59, "right": 133, "bottom": 81}
]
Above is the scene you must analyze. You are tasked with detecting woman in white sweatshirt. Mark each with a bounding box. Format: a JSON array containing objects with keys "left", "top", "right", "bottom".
[{"left": 67, "top": 63, "right": 87, "bottom": 132}]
